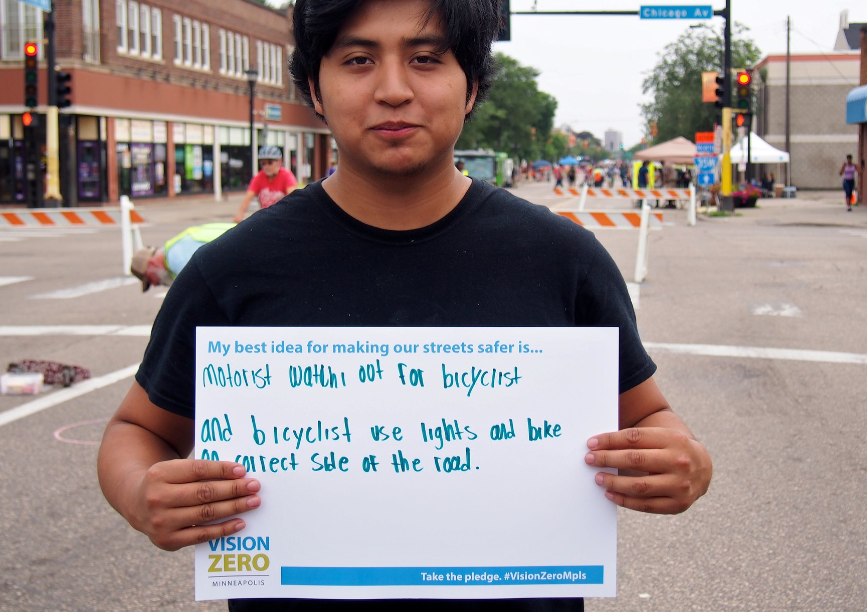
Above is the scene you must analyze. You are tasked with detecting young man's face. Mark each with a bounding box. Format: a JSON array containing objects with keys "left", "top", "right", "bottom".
[{"left": 312, "top": 0, "right": 476, "bottom": 178}]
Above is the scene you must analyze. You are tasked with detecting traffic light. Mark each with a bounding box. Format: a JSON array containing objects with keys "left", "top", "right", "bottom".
[
  {"left": 735, "top": 112, "right": 751, "bottom": 130},
  {"left": 496, "top": 0, "right": 510, "bottom": 41},
  {"left": 22, "top": 111, "right": 37, "bottom": 127},
  {"left": 56, "top": 70, "right": 72, "bottom": 108},
  {"left": 735, "top": 71, "right": 752, "bottom": 111},
  {"left": 714, "top": 74, "right": 726, "bottom": 109},
  {"left": 24, "top": 41, "right": 38, "bottom": 108}
]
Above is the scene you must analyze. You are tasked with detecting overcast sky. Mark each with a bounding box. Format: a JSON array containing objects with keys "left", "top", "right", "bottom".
[
  {"left": 272, "top": 1, "right": 864, "bottom": 147},
  {"left": 496, "top": 0, "right": 864, "bottom": 146}
]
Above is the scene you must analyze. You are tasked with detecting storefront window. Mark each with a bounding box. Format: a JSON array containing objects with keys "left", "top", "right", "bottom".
[{"left": 219, "top": 126, "right": 251, "bottom": 190}]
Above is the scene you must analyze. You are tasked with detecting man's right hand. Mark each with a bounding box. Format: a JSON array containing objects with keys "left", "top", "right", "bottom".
[{"left": 128, "top": 459, "right": 260, "bottom": 551}]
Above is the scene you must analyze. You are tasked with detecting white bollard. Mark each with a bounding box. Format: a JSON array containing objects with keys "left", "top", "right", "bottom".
[
  {"left": 688, "top": 183, "right": 697, "bottom": 227},
  {"left": 633, "top": 200, "right": 651, "bottom": 283},
  {"left": 120, "top": 196, "right": 144, "bottom": 276},
  {"left": 578, "top": 183, "right": 589, "bottom": 211}
]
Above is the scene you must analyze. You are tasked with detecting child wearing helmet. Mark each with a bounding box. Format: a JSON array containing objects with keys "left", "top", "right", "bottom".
[{"left": 233, "top": 145, "right": 298, "bottom": 222}]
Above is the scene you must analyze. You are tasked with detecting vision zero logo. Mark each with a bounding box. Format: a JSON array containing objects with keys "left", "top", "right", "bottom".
[{"left": 208, "top": 535, "right": 270, "bottom": 577}]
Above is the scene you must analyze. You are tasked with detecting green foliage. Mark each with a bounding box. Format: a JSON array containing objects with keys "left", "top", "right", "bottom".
[
  {"left": 641, "top": 23, "right": 761, "bottom": 143},
  {"left": 457, "top": 53, "right": 558, "bottom": 161}
]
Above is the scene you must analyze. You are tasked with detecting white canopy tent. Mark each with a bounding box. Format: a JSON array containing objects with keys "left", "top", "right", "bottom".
[{"left": 727, "top": 133, "right": 790, "bottom": 164}]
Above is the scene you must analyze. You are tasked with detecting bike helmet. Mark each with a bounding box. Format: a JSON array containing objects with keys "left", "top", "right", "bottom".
[{"left": 258, "top": 145, "right": 282, "bottom": 160}]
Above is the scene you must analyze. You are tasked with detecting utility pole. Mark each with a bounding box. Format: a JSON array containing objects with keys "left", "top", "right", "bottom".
[
  {"left": 785, "top": 16, "right": 791, "bottom": 186},
  {"left": 43, "top": 0, "right": 62, "bottom": 206}
]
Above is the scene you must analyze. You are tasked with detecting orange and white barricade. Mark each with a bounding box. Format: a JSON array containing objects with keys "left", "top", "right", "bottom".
[
  {"left": 556, "top": 205, "right": 662, "bottom": 284},
  {"left": 554, "top": 183, "right": 697, "bottom": 227},
  {"left": 0, "top": 199, "right": 145, "bottom": 275}
]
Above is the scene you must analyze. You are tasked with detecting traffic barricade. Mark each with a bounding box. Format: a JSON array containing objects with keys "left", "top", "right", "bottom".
[
  {"left": 556, "top": 206, "right": 662, "bottom": 284},
  {"left": 554, "top": 183, "right": 697, "bottom": 227},
  {"left": 0, "top": 199, "right": 145, "bottom": 275}
]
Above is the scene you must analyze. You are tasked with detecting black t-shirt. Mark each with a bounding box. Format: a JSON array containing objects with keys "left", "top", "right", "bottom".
[{"left": 136, "top": 179, "right": 656, "bottom": 611}]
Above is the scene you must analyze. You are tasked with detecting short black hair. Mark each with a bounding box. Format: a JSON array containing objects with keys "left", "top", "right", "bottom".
[{"left": 290, "top": 0, "right": 502, "bottom": 122}]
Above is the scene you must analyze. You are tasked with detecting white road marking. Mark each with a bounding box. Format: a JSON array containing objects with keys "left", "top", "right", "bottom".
[
  {"left": 626, "top": 282, "right": 640, "bottom": 309},
  {"left": 0, "top": 364, "right": 139, "bottom": 428},
  {"left": 0, "top": 276, "right": 33, "bottom": 287},
  {"left": 0, "top": 325, "right": 151, "bottom": 336},
  {"left": 839, "top": 229, "right": 867, "bottom": 239},
  {"left": 645, "top": 342, "right": 867, "bottom": 365},
  {"left": 752, "top": 302, "right": 803, "bottom": 317},
  {"left": 29, "top": 277, "right": 139, "bottom": 299},
  {"left": 0, "top": 228, "right": 98, "bottom": 239}
]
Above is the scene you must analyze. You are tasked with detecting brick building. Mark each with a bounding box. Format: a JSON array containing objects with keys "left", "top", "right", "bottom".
[
  {"left": 0, "top": 0, "right": 330, "bottom": 206},
  {"left": 752, "top": 53, "right": 860, "bottom": 190}
]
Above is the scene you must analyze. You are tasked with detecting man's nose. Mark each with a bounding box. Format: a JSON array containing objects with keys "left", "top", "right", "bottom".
[{"left": 373, "top": 61, "right": 414, "bottom": 107}]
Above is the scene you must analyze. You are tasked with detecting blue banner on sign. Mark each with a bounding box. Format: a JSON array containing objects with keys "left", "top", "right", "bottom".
[
  {"left": 640, "top": 5, "right": 713, "bottom": 19},
  {"left": 696, "top": 143, "right": 716, "bottom": 154},
  {"left": 281, "top": 566, "right": 605, "bottom": 586},
  {"left": 18, "top": 0, "right": 51, "bottom": 11},
  {"left": 695, "top": 157, "right": 718, "bottom": 171},
  {"left": 698, "top": 172, "right": 715, "bottom": 186}
]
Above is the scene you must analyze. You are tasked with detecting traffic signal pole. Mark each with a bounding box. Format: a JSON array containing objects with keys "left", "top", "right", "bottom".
[
  {"left": 43, "top": 0, "right": 62, "bottom": 206},
  {"left": 718, "top": 0, "right": 733, "bottom": 208}
]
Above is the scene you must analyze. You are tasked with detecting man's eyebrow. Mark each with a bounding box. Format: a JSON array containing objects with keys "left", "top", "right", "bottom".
[{"left": 331, "top": 35, "right": 449, "bottom": 52}]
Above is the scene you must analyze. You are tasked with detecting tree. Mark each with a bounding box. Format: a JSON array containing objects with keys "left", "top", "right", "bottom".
[
  {"left": 641, "top": 23, "right": 761, "bottom": 143},
  {"left": 457, "top": 53, "right": 557, "bottom": 161}
]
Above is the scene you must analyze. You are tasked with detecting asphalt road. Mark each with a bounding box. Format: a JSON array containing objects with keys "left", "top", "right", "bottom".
[{"left": 1, "top": 184, "right": 865, "bottom": 611}]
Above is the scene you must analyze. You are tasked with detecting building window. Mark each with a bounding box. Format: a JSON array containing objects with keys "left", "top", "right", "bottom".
[
  {"left": 140, "top": 4, "right": 150, "bottom": 57},
  {"left": 193, "top": 20, "right": 201, "bottom": 68},
  {"left": 82, "top": 0, "right": 101, "bottom": 63},
  {"left": 242, "top": 36, "right": 249, "bottom": 72},
  {"left": 234, "top": 34, "right": 242, "bottom": 77},
  {"left": 127, "top": 1, "right": 139, "bottom": 55},
  {"left": 202, "top": 24, "right": 210, "bottom": 71},
  {"left": 219, "top": 29, "right": 226, "bottom": 74},
  {"left": 256, "top": 41, "right": 262, "bottom": 78},
  {"left": 276, "top": 46, "right": 282, "bottom": 86},
  {"left": 151, "top": 8, "right": 162, "bottom": 60},
  {"left": 226, "top": 30, "right": 235, "bottom": 75},
  {"left": 183, "top": 17, "right": 192, "bottom": 65},
  {"left": 116, "top": 0, "right": 127, "bottom": 53},
  {"left": 262, "top": 41, "right": 270, "bottom": 84},
  {"left": 173, "top": 15, "right": 181, "bottom": 63}
]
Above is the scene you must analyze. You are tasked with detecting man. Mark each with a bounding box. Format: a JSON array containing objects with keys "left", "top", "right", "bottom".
[
  {"left": 98, "top": 2, "right": 712, "bottom": 611},
  {"left": 233, "top": 145, "right": 298, "bottom": 222},
  {"left": 130, "top": 223, "right": 236, "bottom": 291}
]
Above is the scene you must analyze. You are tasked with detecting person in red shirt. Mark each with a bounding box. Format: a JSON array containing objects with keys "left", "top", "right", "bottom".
[{"left": 233, "top": 145, "right": 298, "bottom": 222}]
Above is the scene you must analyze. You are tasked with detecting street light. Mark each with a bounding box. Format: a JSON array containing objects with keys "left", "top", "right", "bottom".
[{"left": 244, "top": 67, "right": 258, "bottom": 184}]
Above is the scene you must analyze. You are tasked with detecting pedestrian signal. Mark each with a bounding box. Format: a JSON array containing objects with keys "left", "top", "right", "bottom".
[
  {"left": 24, "top": 41, "right": 39, "bottom": 108},
  {"left": 496, "top": 0, "right": 510, "bottom": 41},
  {"left": 735, "top": 112, "right": 751, "bottom": 130},
  {"left": 22, "top": 112, "right": 34, "bottom": 127},
  {"left": 736, "top": 71, "right": 751, "bottom": 111}
]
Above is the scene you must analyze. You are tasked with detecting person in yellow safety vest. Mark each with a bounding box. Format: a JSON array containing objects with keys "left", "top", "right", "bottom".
[
  {"left": 455, "top": 159, "right": 469, "bottom": 176},
  {"left": 632, "top": 161, "right": 656, "bottom": 189},
  {"left": 130, "top": 222, "right": 236, "bottom": 291}
]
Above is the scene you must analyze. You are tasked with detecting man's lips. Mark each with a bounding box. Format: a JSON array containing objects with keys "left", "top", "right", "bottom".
[{"left": 371, "top": 121, "right": 420, "bottom": 132}]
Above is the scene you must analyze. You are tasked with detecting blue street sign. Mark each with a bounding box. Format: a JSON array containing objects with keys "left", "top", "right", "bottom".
[
  {"left": 264, "top": 104, "right": 282, "bottom": 121},
  {"left": 695, "top": 156, "right": 718, "bottom": 171},
  {"left": 698, "top": 172, "right": 715, "bottom": 186},
  {"left": 640, "top": 6, "right": 713, "bottom": 19},
  {"left": 18, "top": 0, "right": 51, "bottom": 12},
  {"left": 696, "top": 143, "right": 716, "bottom": 154}
]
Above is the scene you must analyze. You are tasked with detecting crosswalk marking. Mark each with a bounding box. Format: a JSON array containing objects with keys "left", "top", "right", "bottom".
[
  {"left": 0, "top": 276, "right": 33, "bottom": 287},
  {"left": 752, "top": 302, "right": 802, "bottom": 317},
  {"left": 29, "top": 277, "right": 139, "bottom": 299}
]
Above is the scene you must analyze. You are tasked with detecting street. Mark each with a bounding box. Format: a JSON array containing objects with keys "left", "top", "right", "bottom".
[{"left": 1, "top": 185, "right": 866, "bottom": 611}]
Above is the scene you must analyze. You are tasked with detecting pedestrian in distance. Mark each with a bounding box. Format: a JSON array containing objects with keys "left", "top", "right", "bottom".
[
  {"left": 553, "top": 164, "right": 564, "bottom": 189},
  {"left": 840, "top": 154, "right": 858, "bottom": 211},
  {"left": 233, "top": 145, "right": 299, "bottom": 223},
  {"left": 97, "top": 3, "right": 713, "bottom": 612}
]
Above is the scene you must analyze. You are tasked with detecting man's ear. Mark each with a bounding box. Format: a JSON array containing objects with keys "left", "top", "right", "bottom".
[
  {"left": 309, "top": 77, "right": 324, "bottom": 116},
  {"left": 465, "top": 80, "right": 479, "bottom": 115}
]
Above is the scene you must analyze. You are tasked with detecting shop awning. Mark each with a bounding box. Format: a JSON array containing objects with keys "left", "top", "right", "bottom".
[{"left": 846, "top": 84, "right": 867, "bottom": 124}]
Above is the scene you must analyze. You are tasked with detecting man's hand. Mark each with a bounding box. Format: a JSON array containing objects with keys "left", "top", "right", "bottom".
[
  {"left": 127, "top": 459, "right": 261, "bottom": 551},
  {"left": 585, "top": 427, "right": 712, "bottom": 514}
]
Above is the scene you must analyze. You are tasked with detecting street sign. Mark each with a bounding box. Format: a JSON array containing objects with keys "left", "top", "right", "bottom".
[
  {"left": 640, "top": 5, "right": 712, "bottom": 19},
  {"left": 697, "top": 172, "right": 715, "bottom": 186},
  {"left": 695, "top": 156, "right": 718, "bottom": 171},
  {"left": 264, "top": 104, "right": 282, "bottom": 121},
  {"left": 18, "top": 0, "right": 51, "bottom": 12},
  {"left": 696, "top": 143, "right": 716, "bottom": 154}
]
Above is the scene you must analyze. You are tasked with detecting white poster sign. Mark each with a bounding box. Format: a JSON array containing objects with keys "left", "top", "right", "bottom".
[{"left": 195, "top": 327, "right": 618, "bottom": 601}]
